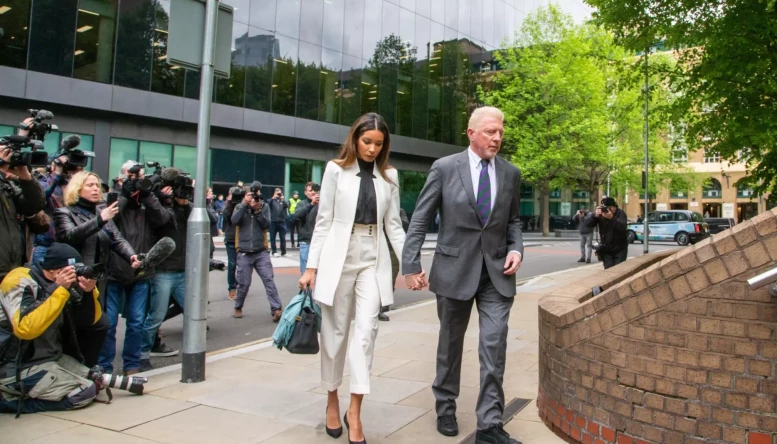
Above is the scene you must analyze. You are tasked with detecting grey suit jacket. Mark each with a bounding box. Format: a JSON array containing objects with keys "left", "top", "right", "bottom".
[{"left": 401, "top": 150, "right": 524, "bottom": 300}]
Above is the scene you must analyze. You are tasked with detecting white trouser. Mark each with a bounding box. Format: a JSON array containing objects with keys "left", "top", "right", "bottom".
[{"left": 320, "top": 224, "right": 381, "bottom": 394}]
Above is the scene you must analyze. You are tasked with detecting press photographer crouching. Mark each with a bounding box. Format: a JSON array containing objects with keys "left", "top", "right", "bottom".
[
  {"left": 0, "top": 244, "right": 146, "bottom": 414},
  {"left": 98, "top": 161, "right": 174, "bottom": 376},
  {"left": 587, "top": 197, "right": 629, "bottom": 269}
]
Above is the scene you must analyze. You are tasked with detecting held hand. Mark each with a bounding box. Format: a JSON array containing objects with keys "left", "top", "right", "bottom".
[
  {"left": 299, "top": 268, "right": 316, "bottom": 290},
  {"left": 161, "top": 186, "right": 173, "bottom": 196},
  {"left": 56, "top": 266, "right": 77, "bottom": 289},
  {"left": 312, "top": 194, "right": 320, "bottom": 206},
  {"left": 100, "top": 201, "right": 119, "bottom": 221},
  {"left": 130, "top": 255, "right": 142, "bottom": 269},
  {"left": 77, "top": 276, "right": 97, "bottom": 293},
  {"left": 503, "top": 252, "right": 522, "bottom": 276},
  {"left": 17, "top": 118, "right": 34, "bottom": 137},
  {"left": 595, "top": 208, "right": 603, "bottom": 218},
  {"left": 243, "top": 193, "right": 253, "bottom": 205},
  {"left": 404, "top": 271, "right": 427, "bottom": 291},
  {"left": 12, "top": 165, "right": 32, "bottom": 181}
]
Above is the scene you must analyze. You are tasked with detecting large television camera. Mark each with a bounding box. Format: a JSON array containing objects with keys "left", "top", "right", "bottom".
[
  {"left": 0, "top": 135, "right": 49, "bottom": 169},
  {"left": 53, "top": 134, "right": 95, "bottom": 172},
  {"left": 19, "top": 109, "right": 58, "bottom": 142},
  {"left": 140, "top": 162, "right": 194, "bottom": 200}
]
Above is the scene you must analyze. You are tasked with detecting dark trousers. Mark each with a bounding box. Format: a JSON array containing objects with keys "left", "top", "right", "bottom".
[
  {"left": 433, "top": 263, "right": 513, "bottom": 430},
  {"left": 270, "top": 221, "right": 287, "bottom": 255},
  {"left": 286, "top": 216, "right": 297, "bottom": 246},
  {"left": 64, "top": 293, "right": 109, "bottom": 368},
  {"left": 226, "top": 242, "right": 237, "bottom": 291},
  {"left": 600, "top": 248, "right": 628, "bottom": 269}
]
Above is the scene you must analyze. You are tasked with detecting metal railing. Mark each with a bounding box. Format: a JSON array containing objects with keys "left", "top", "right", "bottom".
[{"left": 747, "top": 266, "right": 777, "bottom": 293}]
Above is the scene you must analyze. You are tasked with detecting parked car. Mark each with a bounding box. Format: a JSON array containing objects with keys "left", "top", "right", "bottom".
[
  {"left": 627, "top": 210, "right": 710, "bottom": 246},
  {"left": 705, "top": 217, "right": 736, "bottom": 234}
]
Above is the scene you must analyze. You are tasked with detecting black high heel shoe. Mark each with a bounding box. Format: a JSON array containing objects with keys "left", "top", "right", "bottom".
[
  {"left": 325, "top": 407, "right": 343, "bottom": 438},
  {"left": 344, "top": 413, "right": 367, "bottom": 444}
]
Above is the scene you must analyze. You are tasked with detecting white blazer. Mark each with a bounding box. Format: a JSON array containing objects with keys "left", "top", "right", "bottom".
[{"left": 307, "top": 160, "right": 405, "bottom": 307}]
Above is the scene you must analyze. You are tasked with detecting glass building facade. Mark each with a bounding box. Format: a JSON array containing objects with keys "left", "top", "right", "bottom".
[{"left": 0, "top": 0, "right": 591, "bottom": 216}]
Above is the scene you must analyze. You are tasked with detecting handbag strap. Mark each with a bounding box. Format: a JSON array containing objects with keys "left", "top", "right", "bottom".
[{"left": 298, "top": 286, "right": 313, "bottom": 316}]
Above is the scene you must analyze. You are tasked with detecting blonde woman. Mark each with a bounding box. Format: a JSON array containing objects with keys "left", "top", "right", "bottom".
[{"left": 299, "top": 113, "right": 405, "bottom": 444}]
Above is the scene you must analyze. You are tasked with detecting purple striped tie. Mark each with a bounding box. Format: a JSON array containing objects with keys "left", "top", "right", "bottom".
[{"left": 476, "top": 159, "right": 491, "bottom": 225}]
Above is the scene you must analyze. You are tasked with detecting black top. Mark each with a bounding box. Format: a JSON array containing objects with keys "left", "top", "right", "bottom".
[{"left": 354, "top": 158, "right": 378, "bottom": 225}]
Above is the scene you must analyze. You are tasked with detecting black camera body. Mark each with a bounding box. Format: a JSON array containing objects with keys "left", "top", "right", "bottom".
[
  {"left": 230, "top": 186, "right": 246, "bottom": 202},
  {"left": 0, "top": 135, "right": 49, "bottom": 168},
  {"left": 140, "top": 164, "right": 194, "bottom": 201},
  {"left": 598, "top": 205, "right": 610, "bottom": 214},
  {"left": 73, "top": 262, "right": 106, "bottom": 281},
  {"left": 57, "top": 134, "right": 94, "bottom": 172},
  {"left": 20, "top": 109, "right": 58, "bottom": 141}
]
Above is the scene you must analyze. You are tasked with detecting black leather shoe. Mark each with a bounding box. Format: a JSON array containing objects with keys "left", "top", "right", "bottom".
[
  {"left": 378, "top": 312, "right": 390, "bottom": 322},
  {"left": 476, "top": 425, "right": 522, "bottom": 444},
  {"left": 577, "top": 257, "right": 586, "bottom": 263},
  {"left": 344, "top": 413, "right": 366, "bottom": 444},
  {"left": 325, "top": 407, "right": 342, "bottom": 438},
  {"left": 437, "top": 415, "right": 459, "bottom": 436}
]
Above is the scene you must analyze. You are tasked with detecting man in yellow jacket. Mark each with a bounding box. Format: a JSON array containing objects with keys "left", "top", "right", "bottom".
[{"left": 0, "top": 243, "right": 102, "bottom": 413}]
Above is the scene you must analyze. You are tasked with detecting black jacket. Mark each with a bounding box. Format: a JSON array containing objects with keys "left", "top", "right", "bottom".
[
  {"left": 0, "top": 176, "right": 45, "bottom": 278},
  {"left": 293, "top": 199, "right": 319, "bottom": 244},
  {"left": 108, "top": 194, "right": 173, "bottom": 284},
  {"left": 267, "top": 198, "right": 288, "bottom": 222},
  {"left": 587, "top": 208, "right": 628, "bottom": 254},
  {"left": 232, "top": 203, "right": 270, "bottom": 253},
  {"left": 54, "top": 202, "right": 136, "bottom": 268},
  {"left": 222, "top": 201, "right": 237, "bottom": 244},
  {"left": 573, "top": 211, "right": 594, "bottom": 234},
  {"left": 154, "top": 201, "right": 192, "bottom": 272}
]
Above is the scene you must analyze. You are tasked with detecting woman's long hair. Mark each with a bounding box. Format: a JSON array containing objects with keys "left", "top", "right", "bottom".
[
  {"left": 64, "top": 171, "right": 103, "bottom": 206},
  {"left": 334, "top": 113, "right": 394, "bottom": 184}
]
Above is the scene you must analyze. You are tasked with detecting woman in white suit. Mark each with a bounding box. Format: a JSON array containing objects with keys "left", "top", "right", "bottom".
[{"left": 299, "top": 113, "right": 407, "bottom": 444}]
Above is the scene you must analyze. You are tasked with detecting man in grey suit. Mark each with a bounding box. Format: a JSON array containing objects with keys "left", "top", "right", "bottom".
[{"left": 402, "top": 106, "right": 524, "bottom": 444}]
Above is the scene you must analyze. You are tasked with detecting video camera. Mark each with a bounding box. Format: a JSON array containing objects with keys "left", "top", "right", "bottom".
[
  {"left": 0, "top": 135, "right": 49, "bottom": 168},
  {"left": 19, "top": 109, "right": 58, "bottom": 141},
  {"left": 54, "top": 134, "right": 95, "bottom": 172},
  {"left": 249, "top": 180, "right": 263, "bottom": 201},
  {"left": 140, "top": 162, "right": 194, "bottom": 200}
]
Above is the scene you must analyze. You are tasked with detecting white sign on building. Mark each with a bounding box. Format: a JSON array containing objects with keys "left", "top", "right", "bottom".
[
  {"left": 657, "top": 203, "right": 668, "bottom": 211},
  {"left": 560, "top": 202, "right": 571, "bottom": 216},
  {"left": 723, "top": 203, "right": 735, "bottom": 218},
  {"left": 690, "top": 201, "right": 699, "bottom": 207}
]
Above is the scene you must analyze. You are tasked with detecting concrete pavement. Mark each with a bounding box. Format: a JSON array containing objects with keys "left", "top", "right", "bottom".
[{"left": 0, "top": 262, "right": 614, "bottom": 444}]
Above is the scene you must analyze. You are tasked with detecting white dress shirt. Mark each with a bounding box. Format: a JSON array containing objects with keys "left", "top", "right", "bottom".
[
  {"left": 468, "top": 147, "right": 497, "bottom": 212},
  {"left": 467, "top": 147, "right": 521, "bottom": 260}
]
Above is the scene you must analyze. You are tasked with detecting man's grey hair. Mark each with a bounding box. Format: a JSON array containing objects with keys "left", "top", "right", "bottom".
[
  {"left": 468, "top": 106, "right": 504, "bottom": 131},
  {"left": 119, "top": 160, "right": 139, "bottom": 179}
]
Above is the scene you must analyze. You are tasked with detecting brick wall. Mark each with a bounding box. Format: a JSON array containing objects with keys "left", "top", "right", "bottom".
[{"left": 538, "top": 208, "right": 777, "bottom": 444}]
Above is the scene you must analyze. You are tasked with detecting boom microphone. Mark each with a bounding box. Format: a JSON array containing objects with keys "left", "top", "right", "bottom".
[
  {"left": 60, "top": 134, "right": 81, "bottom": 151},
  {"left": 135, "top": 237, "right": 176, "bottom": 277}
]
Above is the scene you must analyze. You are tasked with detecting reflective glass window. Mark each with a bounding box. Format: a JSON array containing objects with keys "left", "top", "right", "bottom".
[
  {"left": 339, "top": 55, "right": 362, "bottom": 125},
  {"left": 457, "top": 0, "right": 470, "bottom": 36},
  {"left": 493, "top": 0, "right": 505, "bottom": 46},
  {"left": 319, "top": 48, "right": 342, "bottom": 123},
  {"left": 0, "top": 125, "right": 15, "bottom": 138},
  {"left": 296, "top": 41, "right": 321, "bottom": 120},
  {"left": 415, "top": 14, "right": 430, "bottom": 67},
  {"left": 41, "top": 131, "right": 60, "bottom": 156},
  {"left": 470, "top": 0, "right": 482, "bottom": 43},
  {"left": 184, "top": 70, "right": 201, "bottom": 99},
  {"left": 398, "top": 170, "right": 428, "bottom": 216},
  {"left": 249, "top": 0, "right": 276, "bottom": 30},
  {"left": 399, "top": 9, "right": 415, "bottom": 76},
  {"left": 275, "top": 0, "right": 300, "bottom": 39},
  {"left": 412, "top": 66, "right": 428, "bottom": 140},
  {"left": 362, "top": 0, "right": 381, "bottom": 61},
  {"left": 108, "top": 138, "right": 138, "bottom": 182},
  {"left": 401, "top": 0, "right": 415, "bottom": 11},
  {"left": 342, "top": 0, "right": 364, "bottom": 58},
  {"left": 139, "top": 141, "right": 172, "bottom": 167},
  {"left": 224, "top": 0, "right": 249, "bottom": 23},
  {"left": 321, "top": 0, "right": 344, "bottom": 52},
  {"left": 254, "top": 153, "right": 284, "bottom": 187},
  {"left": 360, "top": 61, "right": 379, "bottom": 115},
  {"left": 215, "top": 22, "right": 248, "bottom": 107},
  {"left": 299, "top": 0, "right": 323, "bottom": 45},
  {"left": 73, "top": 0, "right": 118, "bottom": 83},
  {"left": 505, "top": 4, "right": 515, "bottom": 41},
  {"left": 173, "top": 145, "right": 196, "bottom": 175},
  {"left": 244, "top": 26, "right": 275, "bottom": 111},
  {"left": 416, "top": 0, "right": 431, "bottom": 18},
  {"left": 482, "top": 0, "right": 494, "bottom": 47},
  {"left": 426, "top": 21, "right": 443, "bottom": 141},
  {"left": 0, "top": 0, "right": 31, "bottom": 69},
  {"left": 271, "top": 34, "right": 298, "bottom": 116},
  {"left": 396, "top": 69, "right": 412, "bottom": 137},
  {"left": 382, "top": 1, "right": 399, "bottom": 40},
  {"left": 151, "top": 0, "right": 184, "bottom": 96},
  {"left": 444, "top": 0, "right": 457, "bottom": 29},
  {"left": 114, "top": 0, "right": 156, "bottom": 90},
  {"left": 28, "top": 0, "right": 77, "bottom": 77},
  {"left": 211, "top": 148, "right": 254, "bottom": 184},
  {"left": 378, "top": 65, "right": 397, "bottom": 132}
]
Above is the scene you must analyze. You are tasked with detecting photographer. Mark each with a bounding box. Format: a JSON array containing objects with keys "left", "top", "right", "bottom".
[
  {"left": 0, "top": 136, "right": 46, "bottom": 279},
  {"left": 232, "top": 190, "right": 281, "bottom": 321},
  {"left": 222, "top": 185, "right": 245, "bottom": 301},
  {"left": 293, "top": 182, "right": 320, "bottom": 274},
  {"left": 586, "top": 197, "right": 628, "bottom": 269},
  {"left": 572, "top": 206, "right": 594, "bottom": 263},
  {"left": 267, "top": 188, "right": 289, "bottom": 257},
  {"left": 140, "top": 168, "right": 194, "bottom": 370},
  {"left": 98, "top": 161, "right": 173, "bottom": 376},
  {"left": 0, "top": 243, "right": 102, "bottom": 413},
  {"left": 53, "top": 171, "right": 142, "bottom": 301}
]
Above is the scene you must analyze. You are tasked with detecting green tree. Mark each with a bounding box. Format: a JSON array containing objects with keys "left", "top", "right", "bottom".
[{"left": 586, "top": 0, "right": 777, "bottom": 196}]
